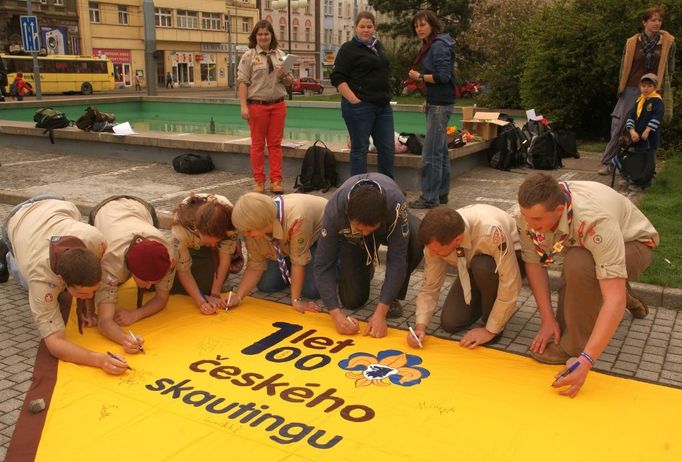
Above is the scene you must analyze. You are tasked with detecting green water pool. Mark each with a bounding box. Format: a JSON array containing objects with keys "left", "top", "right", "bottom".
[{"left": 0, "top": 101, "right": 463, "bottom": 144}]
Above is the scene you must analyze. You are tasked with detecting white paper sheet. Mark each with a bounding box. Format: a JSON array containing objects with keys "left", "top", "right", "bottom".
[{"left": 112, "top": 122, "right": 136, "bottom": 136}]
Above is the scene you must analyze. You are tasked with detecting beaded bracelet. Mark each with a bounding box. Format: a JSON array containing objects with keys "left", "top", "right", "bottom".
[{"left": 580, "top": 351, "right": 595, "bottom": 366}]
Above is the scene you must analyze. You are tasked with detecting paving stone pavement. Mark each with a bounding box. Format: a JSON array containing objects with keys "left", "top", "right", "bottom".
[{"left": 1, "top": 149, "right": 681, "bottom": 457}]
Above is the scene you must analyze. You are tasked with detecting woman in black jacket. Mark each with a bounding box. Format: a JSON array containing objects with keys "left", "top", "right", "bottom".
[{"left": 331, "top": 11, "right": 394, "bottom": 178}]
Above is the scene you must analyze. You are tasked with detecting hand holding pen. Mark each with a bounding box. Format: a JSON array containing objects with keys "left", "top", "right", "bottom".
[
  {"left": 103, "top": 351, "right": 132, "bottom": 375},
  {"left": 552, "top": 355, "right": 593, "bottom": 398},
  {"left": 198, "top": 291, "right": 220, "bottom": 315}
]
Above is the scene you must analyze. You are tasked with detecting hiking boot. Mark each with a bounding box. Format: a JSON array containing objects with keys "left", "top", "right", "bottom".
[
  {"left": 439, "top": 194, "right": 449, "bottom": 204},
  {"left": 252, "top": 182, "right": 265, "bottom": 194},
  {"left": 0, "top": 240, "right": 9, "bottom": 283},
  {"left": 617, "top": 178, "right": 630, "bottom": 189},
  {"left": 628, "top": 184, "right": 644, "bottom": 193},
  {"left": 529, "top": 343, "right": 570, "bottom": 365},
  {"left": 386, "top": 300, "right": 403, "bottom": 319},
  {"left": 270, "top": 181, "right": 284, "bottom": 194},
  {"left": 409, "top": 198, "right": 438, "bottom": 209},
  {"left": 598, "top": 164, "right": 614, "bottom": 176},
  {"left": 626, "top": 283, "right": 648, "bottom": 319}
]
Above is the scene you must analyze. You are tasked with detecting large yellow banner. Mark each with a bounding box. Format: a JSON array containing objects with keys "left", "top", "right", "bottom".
[{"left": 35, "top": 285, "right": 681, "bottom": 461}]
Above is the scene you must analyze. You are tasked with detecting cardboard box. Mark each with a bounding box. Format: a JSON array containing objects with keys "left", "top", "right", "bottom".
[{"left": 461, "top": 111, "right": 510, "bottom": 141}]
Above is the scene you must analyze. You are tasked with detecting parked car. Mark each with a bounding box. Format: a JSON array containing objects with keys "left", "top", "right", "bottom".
[{"left": 291, "top": 77, "right": 324, "bottom": 95}]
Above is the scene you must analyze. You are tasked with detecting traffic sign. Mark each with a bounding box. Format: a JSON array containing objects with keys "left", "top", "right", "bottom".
[{"left": 20, "top": 16, "right": 40, "bottom": 52}]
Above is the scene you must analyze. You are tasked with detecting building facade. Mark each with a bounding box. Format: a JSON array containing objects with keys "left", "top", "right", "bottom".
[
  {"left": 1, "top": 0, "right": 81, "bottom": 56},
  {"left": 261, "top": 0, "right": 319, "bottom": 80}
]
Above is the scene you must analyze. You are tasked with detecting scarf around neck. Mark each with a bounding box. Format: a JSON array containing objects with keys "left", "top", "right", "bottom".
[
  {"left": 353, "top": 35, "right": 379, "bottom": 54},
  {"left": 411, "top": 35, "right": 436, "bottom": 68},
  {"left": 636, "top": 91, "right": 662, "bottom": 117},
  {"left": 640, "top": 31, "right": 661, "bottom": 70}
]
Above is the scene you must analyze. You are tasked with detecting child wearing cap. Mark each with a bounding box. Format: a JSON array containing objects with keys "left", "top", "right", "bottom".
[{"left": 623, "top": 73, "right": 664, "bottom": 191}]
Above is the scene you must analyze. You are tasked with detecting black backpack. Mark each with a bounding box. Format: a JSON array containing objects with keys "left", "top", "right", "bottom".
[
  {"left": 294, "top": 140, "right": 338, "bottom": 193},
  {"left": 522, "top": 120, "right": 562, "bottom": 170},
  {"left": 398, "top": 133, "right": 426, "bottom": 155},
  {"left": 172, "top": 153, "right": 215, "bottom": 174},
  {"left": 555, "top": 130, "right": 580, "bottom": 159},
  {"left": 488, "top": 115, "right": 527, "bottom": 170},
  {"left": 76, "top": 106, "right": 116, "bottom": 131},
  {"left": 525, "top": 131, "right": 562, "bottom": 170},
  {"left": 33, "top": 107, "right": 72, "bottom": 144}
]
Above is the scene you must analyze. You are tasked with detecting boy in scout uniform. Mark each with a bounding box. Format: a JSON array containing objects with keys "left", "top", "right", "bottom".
[
  {"left": 409, "top": 205, "right": 524, "bottom": 349},
  {"left": 90, "top": 196, "right": 176, "bottom": 354},
  {"left": 229, "top": 192, "right": 327, "bottom": 312},
  {"left": 516, "top": 173, "right": 658, "bottom": 398},
  {"left": 314, "top": 173, "right": 423, "bottom": 338},
  {"left": 1, "top": 195, "right": 129, "bottom": 375}
]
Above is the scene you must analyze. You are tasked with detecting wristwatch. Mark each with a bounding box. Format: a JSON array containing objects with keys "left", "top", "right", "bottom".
[{"left": 418, "top": 73, "right": 424, "bottom": 81}]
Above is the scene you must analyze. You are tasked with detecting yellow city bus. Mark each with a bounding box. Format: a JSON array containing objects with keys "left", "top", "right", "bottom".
[{"left": 0, "top": 54, "right": 115, "bottom": 95}]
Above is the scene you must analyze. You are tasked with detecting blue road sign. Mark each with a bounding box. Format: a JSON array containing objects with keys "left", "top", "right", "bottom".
[{"left": 20, "top": 16, "right": 40, "bottom": 52}]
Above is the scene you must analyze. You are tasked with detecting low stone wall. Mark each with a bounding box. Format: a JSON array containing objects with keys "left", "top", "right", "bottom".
[{"left": 0, "top": 120, "right": 490, "bottom": 190}]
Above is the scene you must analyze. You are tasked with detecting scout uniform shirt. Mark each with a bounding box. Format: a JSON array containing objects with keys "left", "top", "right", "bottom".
[
  {"left": 171, "top": 194, "right": 237, "bottom": 274},
  {"left": 244, "top": 194, "right": 327, "bottom": 271},
  {"left": 7, "top": 199, "right": 106, "bottom": 338},
  {"left": 515, "top": 181, "right": 659, "bottom": 279},
  {"left": 237, "top": 46, "right": 288, "bottom": 101},
  {"left": 93, "top": 198, "right": 175, "bottom": 307},
  {"left": 415, "top": 204, "right": 522, "bottom": 334}
]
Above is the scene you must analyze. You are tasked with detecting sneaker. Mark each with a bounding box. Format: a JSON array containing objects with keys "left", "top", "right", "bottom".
[
  {"left": 409, "top": 198, "right": 438, "bottom": 209},
  {"left": 598, "top": 164, "right": 614, "bottom": 176},
  {"left": 270, "top": 181, "right": 284, "bottom": 194},
  {"left": 529, "top": 343, "right": 570, "bottom": 365},
  {"left": 439, "top": 194, "right": 449, "bottom": 205},
  {"left": 0, "top": 241, "right": 9, "bottom": 283},
  {"left": 252, "top": 182, "right": 265, "bottom": 194},
  {"left": 626, "top": 283, "right": 648, "bottom": 319},
  {"left": 386, "top": 300, "right": 403, "bottom": 319}
]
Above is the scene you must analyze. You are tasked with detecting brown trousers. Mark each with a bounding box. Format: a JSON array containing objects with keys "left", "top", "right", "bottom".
[{"left": 558, "top": 242, "right": 653, "bottom": 355}]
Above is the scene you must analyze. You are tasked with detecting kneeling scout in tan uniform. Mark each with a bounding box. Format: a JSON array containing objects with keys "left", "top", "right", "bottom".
[
  {"left": 410, "top": 205, "right": 523, "bottom": 349},
  {"left": 90, "top": 196, "right": 176, "bottom": 356},
  {"left": 229, "top": 192, "right": 327, "bottom": 312},
  {"left": 516, "top": 173, "right": 658, "bottom": 398},
  {"left": 2, "top": 196, "right": 128, "bottom": 375}
]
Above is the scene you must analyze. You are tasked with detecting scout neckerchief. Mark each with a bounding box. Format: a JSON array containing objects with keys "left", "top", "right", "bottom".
[
  {"left": 530, "top": 182, "right": 573, "bottom": 266},
  {"left": 353, "top": 35, "right": 379, "bottom": 55},
  {"left": 636, "top": 92, "right": 662, "bottom": 117},
  {"left": 272, "top": 196, "right": 290, "bottom": 284},
  {"left": 259, "top": 50, "right": 275, "bottom": 74}
]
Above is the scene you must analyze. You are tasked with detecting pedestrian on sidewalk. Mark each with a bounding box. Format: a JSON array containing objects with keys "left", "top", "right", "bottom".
[
  {"left": 515, "top": 173, "right": 659, "bottom": 398},
  {"left": 408, "top": 205, "right": 524, "bottom": 349},
  {"left": 237, "top": 19, "right": 294, "bottom": 195},
  {"left": 407, "top": 10, "right": 455, "bottom": 209},
  {"left": 134, "top": 73, "right": 143, "bottom": 91},
  {"left": 165, "top": 71, "right": 173, "bottom": 89},
  {"left": 599, "top": 6, "right": 675, "bottom": 175}
]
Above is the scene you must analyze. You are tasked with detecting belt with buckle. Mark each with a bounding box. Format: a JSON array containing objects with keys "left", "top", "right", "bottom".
[{"left": 247, "top": 97, "right": 285, "bottom": 106}]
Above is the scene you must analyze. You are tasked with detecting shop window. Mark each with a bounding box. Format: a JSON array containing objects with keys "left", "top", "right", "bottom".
[{"left": 200, "top": 63, "right": 216, "bottom": 82}]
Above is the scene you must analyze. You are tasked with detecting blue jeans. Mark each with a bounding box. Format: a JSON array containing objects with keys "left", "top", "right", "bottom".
[
  {"left": 420, "top": 104, "right": 454, "bottom": 204},
  {"left": 257, "top": 244, "right": 320, "bottom": 299},
  {"left": 341, "top": 99, "right": 395, "bottom": 177}
]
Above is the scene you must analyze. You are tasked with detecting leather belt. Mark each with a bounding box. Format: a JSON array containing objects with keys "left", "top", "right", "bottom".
[{"left": 247, "top": 97, "right": 285, "bottom": 106}]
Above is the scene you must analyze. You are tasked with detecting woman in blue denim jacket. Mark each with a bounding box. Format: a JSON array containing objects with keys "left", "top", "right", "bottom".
[{"left": 407, "top": 10, "right": 456, "bottom": 209}]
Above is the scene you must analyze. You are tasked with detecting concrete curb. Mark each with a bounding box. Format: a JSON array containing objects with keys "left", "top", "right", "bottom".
[{"left": 1, "top": 190, "right": 679, "bottom": 310}]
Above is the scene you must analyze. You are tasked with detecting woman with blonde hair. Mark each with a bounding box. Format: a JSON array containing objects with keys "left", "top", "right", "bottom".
[
  {"left": 226, "top": 192, "right": 327, "bottom": 312},
  {"left": 171, "top": 194, "right": 243, "bottom": 314}
]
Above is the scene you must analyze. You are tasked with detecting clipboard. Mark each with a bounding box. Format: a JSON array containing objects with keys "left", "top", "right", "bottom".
[{"left": 280, "top": 54, "right": 298, "bottom": 73}]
